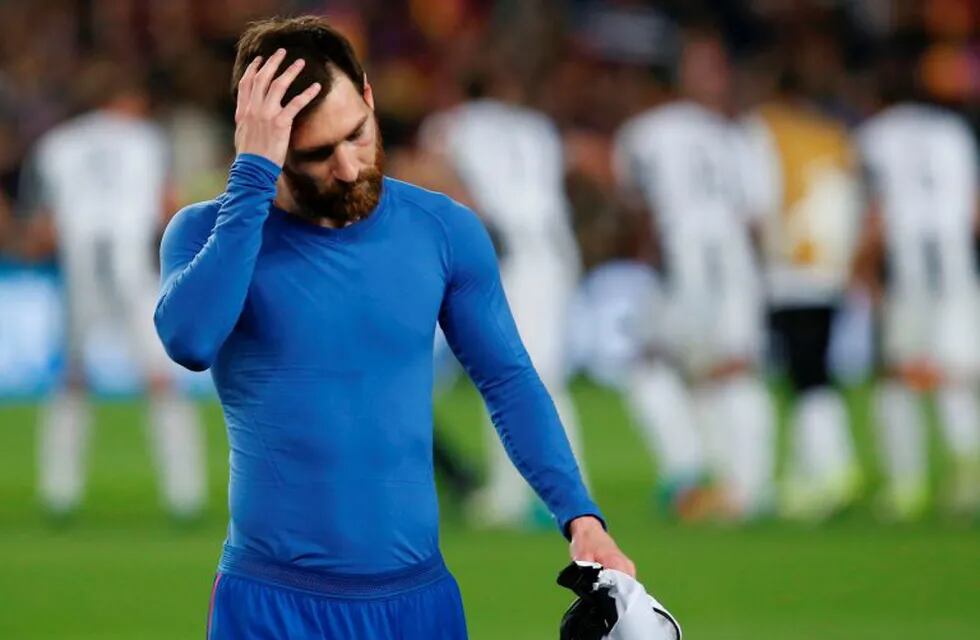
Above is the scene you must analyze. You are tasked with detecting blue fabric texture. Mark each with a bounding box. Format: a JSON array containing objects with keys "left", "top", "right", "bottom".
[
  {"left": 207, "top": 568, "right": 468, "bottom": 639},
  {"left": 155, "top": 153, "right": 603, "bottom": 575}
]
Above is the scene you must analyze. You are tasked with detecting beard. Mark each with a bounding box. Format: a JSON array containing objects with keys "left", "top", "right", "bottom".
[{"left": 283, "top": 133, "right": 386, "bottom": 226}]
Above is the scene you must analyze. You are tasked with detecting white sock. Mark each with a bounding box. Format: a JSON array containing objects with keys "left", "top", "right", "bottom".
[
  {"left": 936, "top": 385, "right": 980, "bottom": 462},
  {"left": 148, "top": 392, "right": 206, "bottom": 518},
  {"left": 713, "top": 375, "right": 776, "bottom": 514},
  {"left": 874, "top": 380, "right": 926, "bottom": 490},
  {"left": 625, "top": 361, "right": 704, "bottom": 481},
  {"left": 38, "top": 389, "right": 91, "bottom": 513},
  {"left": 791, "top": 388, "right": 854, "bottom": 484}
]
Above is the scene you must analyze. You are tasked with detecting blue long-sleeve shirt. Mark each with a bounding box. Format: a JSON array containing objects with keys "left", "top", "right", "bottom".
[{"left": 154, "top": 154, "right": 603, "bottom": 573}]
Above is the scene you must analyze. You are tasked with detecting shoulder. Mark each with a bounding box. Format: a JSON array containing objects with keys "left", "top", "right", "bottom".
[
  {"left": 33, "top": 116, "right": 86, "bottom": 165},
  {"left": 386, "top": 178, "right": 491, "bottom": 259},
  {"left": 387, "top": 178, "right": 478, "bottom": 228},
  {"left": 616, "top": 106, "right": 682, "bottom": 150},
  {"left": 616, "top": 108, "right": 659, "bottom": 141}
]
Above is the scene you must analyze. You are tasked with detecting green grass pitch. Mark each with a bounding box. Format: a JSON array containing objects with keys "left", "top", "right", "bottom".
[{"left": 1, "top": 379, "right": 977, "bottom": 639}]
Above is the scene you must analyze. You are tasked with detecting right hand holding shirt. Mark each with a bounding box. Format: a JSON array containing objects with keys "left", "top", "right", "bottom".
[{"left": 234, "top": 48, "right": 322, "bottom": 167}]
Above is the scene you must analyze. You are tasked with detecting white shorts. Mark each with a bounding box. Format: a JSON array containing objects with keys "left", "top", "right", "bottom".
[
  {"left": 882, "top": 290, "right": 980, "bottom": 378},
  {"left": 657, "top": 285, "right": 765, "bottom": 377},
  {"left": 657, "top": 234, "right": 765, "bottom": 376},
  {"left": 61, "top": 245, "right": 170, "bottom": 380}
]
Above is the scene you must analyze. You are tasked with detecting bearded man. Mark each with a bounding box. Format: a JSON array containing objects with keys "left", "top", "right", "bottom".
[{"left": 154, "top": 16, "right": 633, "bottom": 639}]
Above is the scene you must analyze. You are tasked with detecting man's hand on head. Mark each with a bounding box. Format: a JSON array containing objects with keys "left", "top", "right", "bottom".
[
  {"left": 568, "top": 516, "right": 636, "bottom": 578},
  {"left": 234, "top": 48, "right": 323, "bottom": 167}
]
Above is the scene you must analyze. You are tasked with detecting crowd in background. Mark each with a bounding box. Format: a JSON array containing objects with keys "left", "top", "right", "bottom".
[
  {"left": 1, "top": 0, "right": 978, "bottom": 246},
  {"left": 2, "top": 0, "right": 980, "bottom": 527}
]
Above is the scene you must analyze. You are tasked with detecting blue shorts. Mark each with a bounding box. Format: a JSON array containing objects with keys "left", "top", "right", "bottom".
[{"left": 207, "top": 546, "right": 468, "bottom": 639}]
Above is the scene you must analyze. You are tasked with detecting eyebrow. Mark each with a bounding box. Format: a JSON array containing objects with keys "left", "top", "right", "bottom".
[{"left": 290, "top": 115, "right": 369, "bottom": 162}]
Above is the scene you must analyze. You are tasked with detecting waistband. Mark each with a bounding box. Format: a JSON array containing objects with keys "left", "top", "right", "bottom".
[{"left": 217, "top": 545, "right": 450, "bottom": 599}]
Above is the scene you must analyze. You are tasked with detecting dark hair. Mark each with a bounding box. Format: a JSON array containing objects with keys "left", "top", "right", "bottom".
[{"left": 231, "top": 16, "right": 366, "bottom": 119}]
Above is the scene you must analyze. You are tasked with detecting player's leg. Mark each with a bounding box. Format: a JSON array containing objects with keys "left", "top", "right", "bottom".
[
  {"left": 701, "top": 274, "right": 776, "bottom": 519},
  {"left": 145, "top": 381, "right": 207, "bottom": 519},
  {"left": 873, "top": 293, "right": 932, "bottom": 519},
  {"left": 874, "top": 378, "right": 928, "bottom": 519},
  {"left": 37, "top": 376, "right": 92, "bottom": 518},
  {"left": 129, "top": 290, "right": 207, "bottom": 520},
  {"left": 935, "top": 382, "right": 980, "bottom": 515},
  {"left": 702, "top": 371, "right": 776, "bottom": 519},
  {"left": 933, "top": 297, "right": 980, "bottom": 515},
  {"left": 37, "top": 266, "right": 94, "bottom": 519},
  {"left": 776, "top": 306, "right": 860, "bottom": 521},
  {"left": 626, "top": 359, "right": 711, "bottom": 518}
]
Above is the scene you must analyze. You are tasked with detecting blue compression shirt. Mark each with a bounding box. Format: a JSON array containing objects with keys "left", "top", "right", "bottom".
[{"left": 154, "top": 154, "right": 603, "bottom": 573}]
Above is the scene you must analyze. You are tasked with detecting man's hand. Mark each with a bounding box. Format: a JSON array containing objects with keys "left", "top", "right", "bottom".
[
  {"left": 234, "top": 48, "right": 322, "bottom": 167},
  {"left": 569, "top": 516, "right": 636, "bottom": 578}
]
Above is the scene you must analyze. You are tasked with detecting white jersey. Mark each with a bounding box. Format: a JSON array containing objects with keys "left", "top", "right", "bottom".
[
  {"left": 613, "top": 101, "right": 757, "bottom": 294},
  {"left": 420, "top": 99, "right": 579, "bottom": 272},
  {"left": 857, "top": 104, "right": 979, "bottom": 296},
  {"left": 857, "top": 104, "right": 980, "bottom": 373},
  {"left": 29, "top": 110, "right": 171, "bottom": 371},
  {"left": 32, "top": 111, "right": 169, "bottom": 288},
  {"left": 613, "top": 101, "right": 763, "bottom": 373}
]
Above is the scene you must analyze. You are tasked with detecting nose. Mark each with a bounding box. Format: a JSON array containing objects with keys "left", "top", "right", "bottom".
[{"left": 331, "top": 144, "right": 359, "bottom": 183}]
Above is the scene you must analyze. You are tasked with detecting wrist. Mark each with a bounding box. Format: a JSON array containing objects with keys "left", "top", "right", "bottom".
[{"left": 568, "top": 515, "right": 604, "bottom": 538}]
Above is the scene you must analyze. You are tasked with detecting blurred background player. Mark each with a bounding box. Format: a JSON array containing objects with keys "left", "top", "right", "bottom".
[
  {"left": 413, "top": 54, "right": 588, "bottom": 529},
  {"left": 853, "top": 50, "right": 980, "bottom": 520},
  {"left": 741, "top": 64, "right": 863, "bottom": 521},
  {"left": 613, "top": 28, "right": 775, "bottom": 520},
  {"left": 19, "top": 59, "right": 206, "bottom": 521}
]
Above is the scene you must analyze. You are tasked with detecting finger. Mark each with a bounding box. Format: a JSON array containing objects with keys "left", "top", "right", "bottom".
[
  {"left": 604, "top": 554, "right": 636, "bottom": 577},
  {"left": 266, "top": 58, "right": 306, "bottom": 107},
  {"left": 251, "top": 48, "right": 287, "bottom": 107},
  {"left": 235, "top": 56, "right": 262, "bottom": 121},
  {"left": 278, "top": 82, "right": 322, "bottom": 123}
]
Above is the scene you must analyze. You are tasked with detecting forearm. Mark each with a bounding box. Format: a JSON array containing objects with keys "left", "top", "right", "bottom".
[
  {"left": 481, "top": 365, "right": 604, "bottom": 537},
  {"left": 154, "top": 154, "right": 279, "bottom": 369}
]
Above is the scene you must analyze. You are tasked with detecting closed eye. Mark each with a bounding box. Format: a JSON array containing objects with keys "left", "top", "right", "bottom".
[{"left": 347, "top": 124, "right": 366, "bottom": 142}]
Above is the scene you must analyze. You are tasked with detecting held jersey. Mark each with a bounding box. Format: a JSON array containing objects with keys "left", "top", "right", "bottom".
[
  {"left": 612, "top": 100, "right": 758, "bottom": 294},
  {"left": 857, "top": 103, "right": 979, "bottom": 296},
  {"left": 29, "top": 111, "right": 170, "bottom": 261},
  {"left": 741, "top": 103, "right": 862, "bottom": 305},
  {"left": 419, "top": 99, "right": 579, "bottom": 269}
]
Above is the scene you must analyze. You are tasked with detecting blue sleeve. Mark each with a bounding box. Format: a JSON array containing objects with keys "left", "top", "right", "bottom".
[
  {"left": 437, "top": 204, "right": 605, "bottom": 538},
  {"left": 154, "top": 154, "right": 280, "bottom": 371}
]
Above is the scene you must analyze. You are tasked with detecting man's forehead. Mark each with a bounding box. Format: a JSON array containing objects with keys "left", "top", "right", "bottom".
[{"left": 292, "top": 75, "right": 366, "bottom": 146}]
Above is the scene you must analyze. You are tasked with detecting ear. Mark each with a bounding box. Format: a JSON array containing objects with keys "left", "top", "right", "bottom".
[{"left": 362, "top": 74, "right": 375, "bottom": 111}]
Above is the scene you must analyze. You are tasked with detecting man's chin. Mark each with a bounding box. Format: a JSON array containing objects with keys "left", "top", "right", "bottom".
[{"left": 291, "top": 172, "right": 380, "bottom": 223}]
